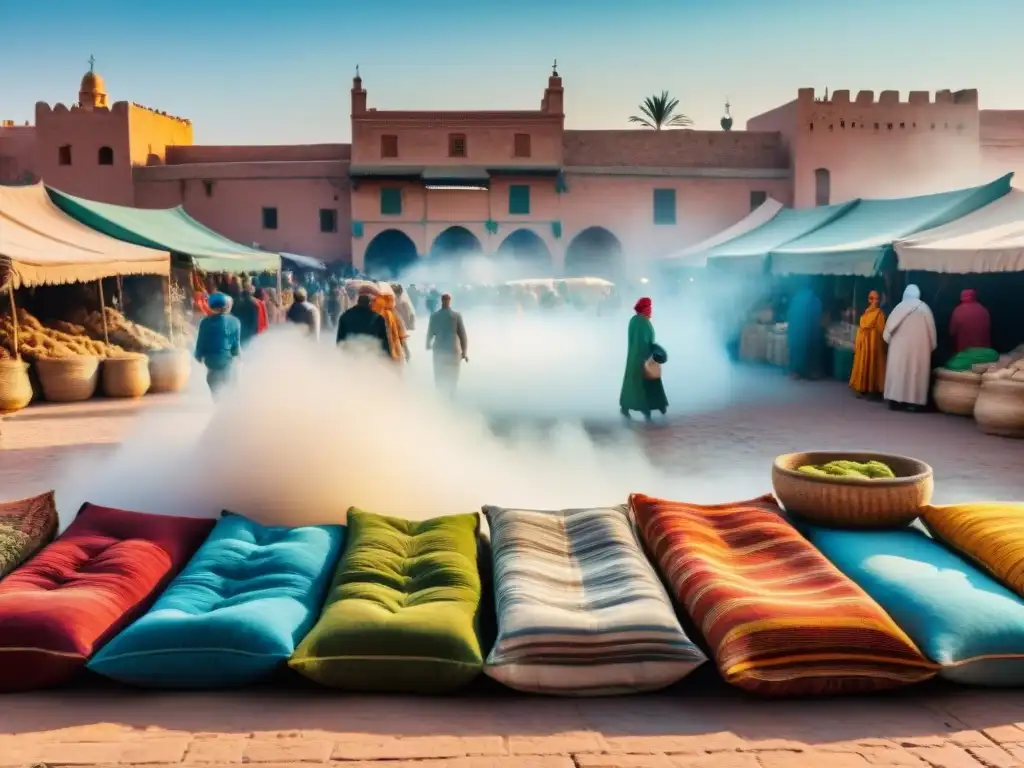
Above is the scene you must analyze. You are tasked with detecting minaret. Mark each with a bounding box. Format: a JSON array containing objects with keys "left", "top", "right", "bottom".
[
  {"left": 542, "top": 59, "right": 563, "bottom": 115},
  {"left": 720, "top": 99, "right": 733, "bottom": 131},
  {"left": 79, "top": 55, "right": 109, "bottom": 109},
  {"left": 351, "top": 65, "right": 367, "bottom": 116}
]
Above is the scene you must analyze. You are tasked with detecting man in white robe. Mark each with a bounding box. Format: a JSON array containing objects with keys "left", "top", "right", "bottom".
[{"left": 882, "top": 284, "right": 937, "bottom": 409}]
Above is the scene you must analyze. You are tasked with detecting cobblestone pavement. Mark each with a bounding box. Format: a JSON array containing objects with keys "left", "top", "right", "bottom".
[{"left": 2, "top": 372, "right": 1024, "bottom": 766}]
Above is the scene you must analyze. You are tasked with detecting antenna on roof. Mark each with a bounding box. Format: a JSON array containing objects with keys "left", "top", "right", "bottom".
[{"left": 88, "top": 55, "right": 96, "bottom": 73}]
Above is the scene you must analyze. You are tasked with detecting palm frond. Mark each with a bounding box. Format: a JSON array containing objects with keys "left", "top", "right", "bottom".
[{"left": 629, "top": 90, "right": 691, "bottom": 130}]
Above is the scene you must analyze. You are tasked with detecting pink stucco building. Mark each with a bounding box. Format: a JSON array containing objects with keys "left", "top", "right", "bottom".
[{"left": 3, "top": 65, "right": 1024, "bottom": 277}]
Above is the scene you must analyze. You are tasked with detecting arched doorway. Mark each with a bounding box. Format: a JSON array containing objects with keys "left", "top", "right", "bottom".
[
  {"left": 814, "top": 168, "right": 831, "bottom": 207},
  {"left": 430, "top": 226, "right": 483, "bottom": 263},
  {"left": 363, "top": 229, "right": 418, "bottom": 278},
  {"left": 496, "top": 229, "right": 553, "bottom": 276},
  {"left": 564, "top": 227, "right": 624, "bottom": 280}
]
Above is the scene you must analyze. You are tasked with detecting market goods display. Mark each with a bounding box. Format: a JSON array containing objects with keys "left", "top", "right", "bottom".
[
  {"left": 797, "top": 460, "right": 896, "bottom": 480},
  {"left": 34, "top": 356, "right": 102, "bottom": 403},
  {"left": 89, "top": 514, "right": 345, "bottom": 689},
  {"left": 483, "top": 505, "right": 706, "bottom": 696},
  {"left": 629, "top": 493, "right": 937, "bottom": 695},
  {"left": 0, "top": 358, "right": 32, "bottom": 412},
  {"left": 972, "top": 344, "right": 1024, "bottom": 381},
  {"left": 0, "top": 309, "right": 126, "bottom": 360},
  {"left": 101, "top": 355, "right": 151, "bottom": 398},
  {"left": 0, "top": 491, "right": 58, "bottom": 580},
  {"left": 772, "top": 451, "right": 933, "bottom": 528},
  {"left": 974, "top": 378, "right": 1024, "bottom": 438},
  {"left": 947, "top": 347, "right": 1000, "bottom": 372},
  {"left": 148, "top": 348, "right": 192, "bottom": 393},
  {"left": 66, "top": 307, "right": 175, "bottom": 354},
  {"left": 932, "top": 368, "right": 983, "bottom": 416}
]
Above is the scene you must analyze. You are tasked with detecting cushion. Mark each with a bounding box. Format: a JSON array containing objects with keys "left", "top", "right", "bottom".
[
  {"left": 88, "top": 513, "right": 345, "bottom": 688},
  {"left": 0, "top": 503, "right": 215, "bottom": 691},
  {"left": 629, "top": 493, "right": 937, "bottom": 696},
  {"left": 921, "top": 502, "right": 1024, "bottom": 598},
  {"left": 289, "top": 509, "right": 483, "bottom": 692},
  {"left": 0, "top": 491, "right": 58, "bottom": 579},
  {"left": 806, "top": 524, "right": 1024, "bottom": 686},
  {"left": 483, "top": 505, "right": 706, "bottom": 695}
]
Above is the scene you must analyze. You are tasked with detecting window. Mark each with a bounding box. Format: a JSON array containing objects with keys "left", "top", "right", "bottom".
[
  {"left": 814, "top": 168, "right": 831, "bottom": 207},
  {"left": 58, "top": 145, "right": 72, "bottom": 166},
  {"left": 653, "top": 188, "right": 676, "bottom": 225},
  {"left": 448, "top": 133, "right": 467, "bottom": 158},
  {"left": 97, "top": 146, "right": 114, "bottom": 165},
  {"left": 750, "top": 190, "right": 768, "bottom": 211},
  {"left": 513, "top": 133, "right": 531, "bottom": 158},
  {"left": 262, "top": 207, "right": 278, "bottom": 230},
  {"left": 508, "top": 184, "right": 530, "bottom": 215},
  {"left": 380, "top": 187, "right": 402, "bottom": 216},
  {"left": 381, "top": 134, "right": 398, "bottom": 158},
  {"left": 319, "top": 208, "right": 338, "bottom": 233},
  {"left": 202, "top": 180, "right": 214, "bottom": 198}
]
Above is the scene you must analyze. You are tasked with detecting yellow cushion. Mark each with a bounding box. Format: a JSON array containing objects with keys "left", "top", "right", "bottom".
[{"left": 923, "top": 502, "right": 1024, "bottom": 597}]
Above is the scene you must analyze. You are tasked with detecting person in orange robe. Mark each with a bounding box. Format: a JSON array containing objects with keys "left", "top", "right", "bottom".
[
  {"left": 849, "top": 290, "right": 887, "bottom": 397},
  {"left": 372, "top": 293, "right": 410, "bottom": 363}
]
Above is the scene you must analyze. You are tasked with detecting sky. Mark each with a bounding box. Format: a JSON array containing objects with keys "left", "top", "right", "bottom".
[{"left": 1, "top": 0, "right": 1022, "bottom": 145}]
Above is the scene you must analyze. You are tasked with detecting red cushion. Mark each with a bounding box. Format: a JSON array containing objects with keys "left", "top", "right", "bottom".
[{"left": 0, "top": 503, "right": 214, "bottom": 691}]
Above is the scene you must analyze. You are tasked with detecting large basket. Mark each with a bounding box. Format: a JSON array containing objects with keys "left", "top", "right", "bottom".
[
  {"left": 932, "top": 368, "right": 983, "bottom": 417},
  {"left": 772, "top": 451, "right": 934, "bottom": 528},
  {"left": 102, "top": 355, "right": 151, "bottom": 398},
  {"left": 148, "top": 349, "right": 192, "bottom": 393},
  {"left": 974, "top": 379, "right": 1024, "bottom": 438},
  {"left": 34, "top": 356, "right": 100, "bottom": 403},
  {"left": 0, "top": 359, "right": 33, "bottom": 413}
]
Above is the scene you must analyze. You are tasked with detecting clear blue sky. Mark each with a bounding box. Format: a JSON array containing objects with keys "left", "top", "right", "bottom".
[{"left": 1, "top": 0, "right": 1021, "bottom": 145}]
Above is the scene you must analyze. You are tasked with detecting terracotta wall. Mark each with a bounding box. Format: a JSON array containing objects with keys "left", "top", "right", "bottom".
[
  {"left": 0, "top": 124, "right": 37, "bottom": 183},
  {"left": 166, "top": 144, "right": 350, "bottom": 164},
  {"left": 127, "top": 105, "right": 193, "bottom": 168},
  {"left": 563, "top": 129, "right": 789, "bottom": 169},
  {"left": 980, "top": 110, "right": 1024, "bottom": 181}
]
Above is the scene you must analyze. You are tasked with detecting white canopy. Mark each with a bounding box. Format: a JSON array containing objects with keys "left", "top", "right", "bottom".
[
  {"left": 894, "top": 188, "right": 1024, "bottom": 273},
  {"left": 659, "top": 197, "right": 785, "bottom": 267}
]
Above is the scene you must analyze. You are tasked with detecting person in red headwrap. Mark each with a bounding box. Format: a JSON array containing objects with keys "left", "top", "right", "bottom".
[
  {"left": 949, "top": 289, "right": 991, "bottom": 353},
  {"left": 619, "top": 297, "right": 668, "bottom": 421}
]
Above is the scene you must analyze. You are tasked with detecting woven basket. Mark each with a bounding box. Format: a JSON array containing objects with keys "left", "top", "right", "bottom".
[
  {"left": 0, "top": 359, "right": 33, "bottom": 413},
  {"left": 772, "top": 451, "right": 934, "bottom": 528},
  {"left": 102, "top": 355, "right": 151, "bottom": 398},
  {"left": 34, "top": 356, "right": 100, "bottom": 402},
  {"left": 932, "top": 367, "right": 983, "bottom": 417},
  {"left": 148, "top": 349, "right": 192, "bottom": 393},
  {"left": 974, "top": 379, "right": 1024, "bottom": 438}
]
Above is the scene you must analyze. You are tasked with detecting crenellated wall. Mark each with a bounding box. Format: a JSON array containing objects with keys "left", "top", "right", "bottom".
[{"left": 127, "top": 103, "right": 193, "bottom": 171}]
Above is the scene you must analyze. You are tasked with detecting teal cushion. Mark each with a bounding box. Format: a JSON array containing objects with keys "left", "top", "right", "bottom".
[
  {"left": 88, "top": 514, "right": 345, "bottom": 688},
  {"left": 806, "top": 524, "right": 1024, "bottom": 686}
]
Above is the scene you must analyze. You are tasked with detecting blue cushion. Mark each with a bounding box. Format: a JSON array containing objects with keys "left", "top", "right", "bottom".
[
  {"left": 805, "top": 525, "right": 1024, "bottom": 686},
  {"left": 88, "top": 514, "right": 345, "bottom": 688}
]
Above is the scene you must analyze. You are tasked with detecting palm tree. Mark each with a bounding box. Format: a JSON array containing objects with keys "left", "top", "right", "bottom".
[{"left": 629, "top": 91, "right": 693, "bottom": 130}]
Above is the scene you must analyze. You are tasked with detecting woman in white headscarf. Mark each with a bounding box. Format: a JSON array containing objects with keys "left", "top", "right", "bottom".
[{"left": 882, "top": 285, "right": 937, "bottom": 410}]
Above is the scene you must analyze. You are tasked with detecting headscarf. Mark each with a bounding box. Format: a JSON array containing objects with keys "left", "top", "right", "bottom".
[
  {"left": 208, "top": 292, "right": 232, "bottom": 313},
  {"left": 372, "top": 294, "right": 407, "bottom": 361},
  {"left": 960, "top": 289, "right": 977, "bottom": 303},
  {"left": 634, "top": 297, "right": 653, "bottom": 318},
  {"left": 903, "top": 284, "right": 921, "bottom": 302},
  {"left": 859, "top": 290, "right": 885, "bottom": 330}
]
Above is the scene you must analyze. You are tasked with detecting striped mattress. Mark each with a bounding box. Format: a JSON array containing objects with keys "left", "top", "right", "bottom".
[
  {"left": 483, "top": 505, "right": 706, "bottom": 695},
  {"left": 629, "top": 493, "right": 936, "bottom": 696}
]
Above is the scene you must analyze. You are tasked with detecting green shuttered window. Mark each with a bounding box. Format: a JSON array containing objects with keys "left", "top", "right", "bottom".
[
  {"left": 653, "top": 189, "right": 676, "bottom": 225},
  {"left": 509, "top": 184, "right": 531, "bottom": 215},
  {"left": 380, "top": 188, "right": 402, "bottom": 216}
]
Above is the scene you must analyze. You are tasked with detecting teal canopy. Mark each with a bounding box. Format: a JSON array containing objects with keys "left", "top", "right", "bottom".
[
  {"left": 769, "top": 174, "right": 1014, "bottom": 277},
  {"left": 47, "top": 187, "right": 280, "bottom": 274},
  {"left": 703, "top": 201, "right": 857, "bottom": 270}
]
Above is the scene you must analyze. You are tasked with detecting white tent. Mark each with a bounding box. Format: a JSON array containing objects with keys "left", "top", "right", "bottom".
[
  {"left": 659, "top": 197, "right": 784, "bottom": 267},
  {"left": 894, "top": 187, "right": 1024, "bottom": 273}
]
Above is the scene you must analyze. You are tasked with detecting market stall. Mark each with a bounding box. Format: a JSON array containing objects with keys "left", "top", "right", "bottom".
[{"left": 661, "top": 197, "right": 784, "bottom": 269}]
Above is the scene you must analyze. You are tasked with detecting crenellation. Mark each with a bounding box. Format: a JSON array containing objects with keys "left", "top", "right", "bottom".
[
  {"left": 908, "top": 91, "right": 930, "bottom": 104},
  {"left": 131, "top": 102, "right": 191, "bottom": 124},
  {"left": 831, "top": 90, "right": 850, "bottom": 104},
  {"left": 798, "top": 87, "right": 981, "bottom": 108},
  {"left": 879, "top": 90, "right": 899, "bottom": 105},
  {"left": 855, "top": 90, "right": 874, "bottom": 105}
]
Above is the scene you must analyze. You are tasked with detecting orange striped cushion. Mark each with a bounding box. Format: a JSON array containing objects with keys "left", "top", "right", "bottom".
[{"left": 629, "top": 493, "right": 936, "bottom": 696}]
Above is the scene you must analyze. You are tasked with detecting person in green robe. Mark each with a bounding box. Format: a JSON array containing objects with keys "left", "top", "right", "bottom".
[{"left": 619, "top": 297, "right": 668, "bottom": 421}]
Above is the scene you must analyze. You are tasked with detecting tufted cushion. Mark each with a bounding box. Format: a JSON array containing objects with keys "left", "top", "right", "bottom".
[
  {"left": 630, "top": 493, "right": 937, "bottom": 696},
  {"left": 921, "top": 502, "right": 1024, "bottom": 598},
  {"left": 289, "top": 509, "right": 483, "bottom": 692},
  {"left": 0, "top": 491, "right": 58, "bottom": 579},
  {"left": 806, "top": 524, "right": 1024, "bottom": 686},
  {"left": 87, "top": 513, "right": 345, "bottom": 688},
  {"left": 483, "top": 505, "right": 706, "bottom": 695},
  {"left": 0, "top": 503, "right": 214, "bottom": 691}
]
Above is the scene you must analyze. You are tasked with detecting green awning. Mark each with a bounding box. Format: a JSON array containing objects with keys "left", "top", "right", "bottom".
[{"left": 47, "top": 187, "right": 280, "bottom": 274}]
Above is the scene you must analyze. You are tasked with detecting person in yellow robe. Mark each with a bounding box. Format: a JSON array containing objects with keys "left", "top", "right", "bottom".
[
  {"left": 849, "top": 290, "right": 887, "bottom": 397},
  {"left": 372, "top": 293, "right": 410, "bottom": 364}
]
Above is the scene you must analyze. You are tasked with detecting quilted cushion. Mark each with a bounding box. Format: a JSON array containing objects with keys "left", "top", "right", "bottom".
[
  {"left": 483, "top": 505, "right": 706, "bottom": 695},
  {"left": 629, "top": 493, "right": 937, "bottom": 696},
  {"left": 289, "top": 509, "right": 483, "bottom": 692},
  {"left": 88, "top": 513, "right": 345, "bottom": 688},
  {"left": 0, "top": 503, "right": 214, "bottom": 691},
  {"left": 807, "top": 525, "right": 1024, "bottom": 686},
  {"left": 921, "top": 502, "right": 1024, "bottom": 598},
  {"left": 0, "top": 491, "right": 58, "bottom": 579}
]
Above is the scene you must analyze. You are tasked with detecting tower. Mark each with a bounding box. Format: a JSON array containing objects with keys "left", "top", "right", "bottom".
[
  {"left": 542, "top": 60, "right": 563, "bottom": 115},
  {"left": 351, "top": 66, "right": 367, "bottom": 116},
  {"left": 78, "top": 55, "right": 108, "bottom": 109}
]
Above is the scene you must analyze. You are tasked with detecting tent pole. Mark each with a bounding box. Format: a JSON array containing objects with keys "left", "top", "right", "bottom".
[
  {"left": 276, "top": 268, "right": 283, "bottom": 323},
  {"left": 116, "top": 275, "right": 124, "bottom": 310},
  {"left": 165, "top": 275, "right": 174, "bottom": 344},
  {"left": 97, "top": 280, "right": 110, "bottom": 345},
  {"left": 6, "top": 280, "right": 20, "bottom": 361}
]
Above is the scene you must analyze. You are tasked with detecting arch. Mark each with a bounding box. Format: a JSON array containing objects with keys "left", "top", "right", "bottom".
[
  {"left": 496, "top": 229, "right": 553, "bottom": 274},
  {"left": 564, "top": 226, "right": 624, "bottom": 280},
  {"left": 814, "top": 168, "right": 831, "bottom": 207},
  {"left": 430, "top": 225, "right": 482, "bottom": 262},
  {"left": 363, "top": 229, "right": 419, "bottom": 278},
  {"left": 97, "top": 146, "right": 114, "bottom": 165}
]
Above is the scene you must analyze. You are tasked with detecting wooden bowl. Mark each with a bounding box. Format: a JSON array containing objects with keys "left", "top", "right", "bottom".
[{"left": 772, "top": 451, "right": 934, "bottom": 529}]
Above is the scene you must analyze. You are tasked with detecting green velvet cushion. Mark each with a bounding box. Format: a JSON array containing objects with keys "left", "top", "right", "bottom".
[{"left": 289, "top": 509, "right": 483, "bottom": 692}]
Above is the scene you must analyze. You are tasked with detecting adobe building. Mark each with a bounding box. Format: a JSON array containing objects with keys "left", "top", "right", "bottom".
[{"left": 2, "top": 63, "right": 1023, "bottom": 277}]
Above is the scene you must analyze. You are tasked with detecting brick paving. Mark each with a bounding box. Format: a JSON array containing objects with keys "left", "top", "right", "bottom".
[{"left": 2, "top": 372, "right": 1024, "bottom": 766}]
